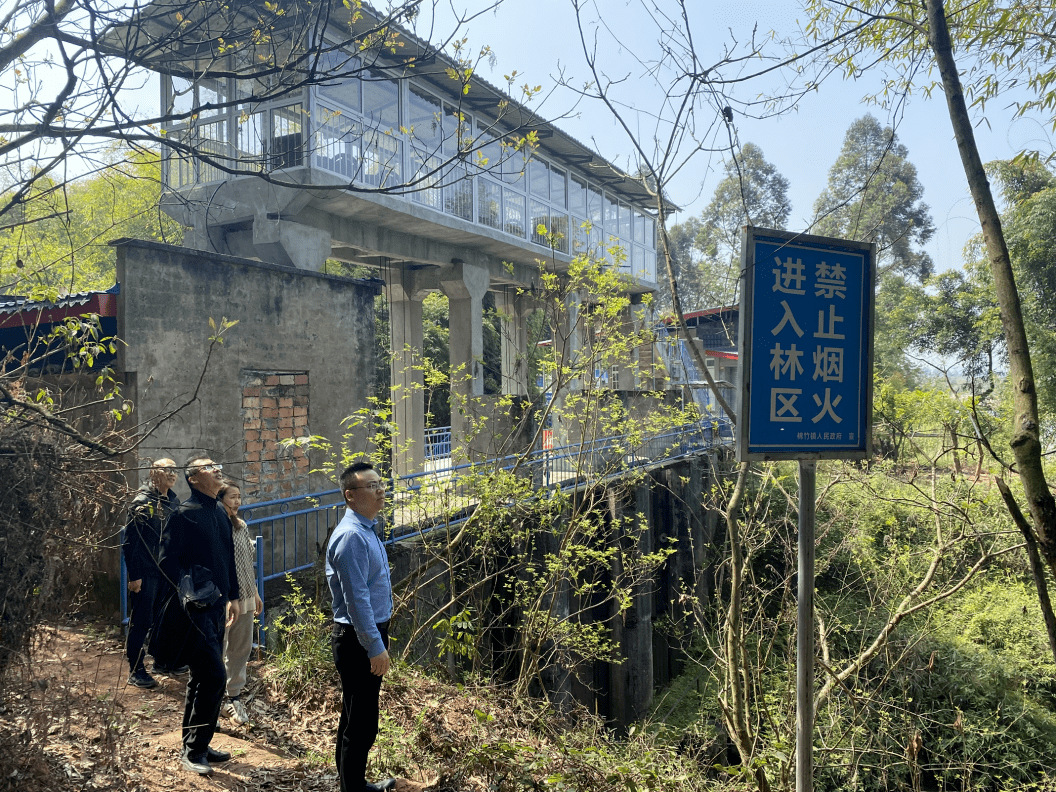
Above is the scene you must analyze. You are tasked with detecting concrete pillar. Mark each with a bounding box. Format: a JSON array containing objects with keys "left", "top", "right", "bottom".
[
  {"left": 440, "top": 261, "right": 489, "bottom": 444},
  {"left": 552, "top": 291, "right": 582, "bottom": 446},
  {"left": 386, "top": 268, "right": 428, "bottom": 477},
  {"left": 496, "top": 289, "right": 533, "bottom": 397},
  {"left": 610, "top": 483, "right": 654, "bottom": 727}
]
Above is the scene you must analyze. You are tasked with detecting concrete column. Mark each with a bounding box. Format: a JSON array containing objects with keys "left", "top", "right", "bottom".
[
  {"left": 386, "top": 268, "right": 428, "bottom": 477},
  {"left": 440, "top": 261, "right": 489, "bottom": 443},
  {"left": 552, "top": 291, "right": 582, "bottom": 446},
  {"left": 609, "top": 484, "right": 654, "bottom": 727},
  {"left": 496, "top": 289, "right": 533, "bottom": 396}
]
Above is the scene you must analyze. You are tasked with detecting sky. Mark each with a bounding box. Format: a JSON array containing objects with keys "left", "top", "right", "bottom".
[{"left": 425, "top": 0, "right": 1052, "bottom": 275}]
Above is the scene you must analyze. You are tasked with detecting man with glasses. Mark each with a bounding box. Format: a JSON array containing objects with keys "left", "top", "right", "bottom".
[
  {"left": 122, "top": 457, "right": 182, "bottom": 689},
  {"left": 326, "top": 461, "right": 396, "bottom": 792},
  {"left": 159, "top": 455, "right": 241, "bottom": 776}
]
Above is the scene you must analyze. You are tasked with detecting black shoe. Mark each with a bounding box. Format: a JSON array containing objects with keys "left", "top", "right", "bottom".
[
  {"left": 180, "top": 753, "right": 212, "bottom": 775},
  {"left": 365, "top": 780, "right": 397, "bottom": 792},
  {"left": 206, "top": 746, "right": 231, "bottom": 763},
  {"left": 153, "top": 663, "right": 190, "bottom": 675},
  {"left": 127, "top": 669, "right": 158, "bottom": 689}
]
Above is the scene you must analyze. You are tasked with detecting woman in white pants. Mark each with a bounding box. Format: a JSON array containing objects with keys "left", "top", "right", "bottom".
[{"left": 218, "top": 483, "right": 263, "bottom": 725}]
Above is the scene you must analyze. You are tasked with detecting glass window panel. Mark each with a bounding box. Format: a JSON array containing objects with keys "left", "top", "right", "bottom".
[
  {"left": 633, "top": 211, "right": 645, "bottom": 243},
  {"left": 604, "top": 193, "right": 618, "bottom": 230},
  {"left": 362, "top": 127, "right": 402, "bottom": 187},
  {"left": 197, "top": 76, "right": 227, "bottom": 118},
  {"left": 529, "top": 159, "right": 549, "bottom": 199},
  {"left": 504, "top": 190, "right": 526, "bottom": 237},
  {"left": 589, "top": 221, "right": 603, "bottom": 255},
  {"left": 550, "top": 166, "right": 566, "bottom": 209},
  {"left": 644, "top": 250, "right": 656, "bottom": 282},
  {"left": 644, "top": 216, "right": 656, "bottom": 249},
  {"left": 530, "top": 200, "right": 550, "bottom": 246},
  {"left": 550, "top": 212, "right": 569, "bottom": 253},
  {"left": 165, "top": 128, "right": 195, "bottom": 187},
  {"left": 571, "top": 216, "right": 589, "bottom": 256},
  {"left": 443, "top": 103, "right": 472, "bottom": 157},
  {"left": 619, "top": 203, "right": 632, "bottom": 239},
  {"left": 407, "top": 86, "right": 442, "bottom": 150},
  {"left": 237, "top": 108, "right": 268, "bottom": 171},
  {"left": 198, "top": 120, "right": 229, "bottom": 181},
  {"left": 269, "top": 104, "right": 304, "bottom": 169},
  {"left": 631, "top": 245, "right": 644, "bottom": 277},
  {"left": 475, "top": 131, "right": 502, "bottom": 176},
  {"left": 313, "top": 105, "right": 361, "bottom": 180},
  {"left": 502, "top": 145, "right": 526, "bottom": 186},
  {"left": 478, "top": 178, "right": 502, "bottom": 229},
  {"left": 444, "top": 164, "right": 473, "bottom": 220},
  {"left": 362, "top": 68, "right": 400, "bottom": 129},
  {"left": 169, "top": 76, "right": 194, "bottom": 117},
  {"left": 316, "top": 52, "right": 361, "bottom": 113},
  {"left": 587, "top": 186, "right": 602, "bottom": 226},
  {"left": 569, "top": 176, "right": 587, "bottom": 216},
  {"left": 411, "top": 154, "right": 442, "bottom": 209}
]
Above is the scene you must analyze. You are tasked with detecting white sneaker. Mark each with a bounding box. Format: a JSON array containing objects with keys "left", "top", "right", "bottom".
[{"left": 222, "top": 697, "right": 250, "bottom": 725}]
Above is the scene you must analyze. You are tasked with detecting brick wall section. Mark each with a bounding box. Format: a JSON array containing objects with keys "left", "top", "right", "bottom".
[{"left": 241, "top": 370, "right": 310, "bottom": 501}]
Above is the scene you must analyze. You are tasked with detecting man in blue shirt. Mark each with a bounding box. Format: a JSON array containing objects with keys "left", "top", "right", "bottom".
[{"left": 326, "top": 461, "right": 396, "bottom": 792}]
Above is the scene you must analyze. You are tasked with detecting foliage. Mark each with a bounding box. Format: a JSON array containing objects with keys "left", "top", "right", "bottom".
[
  {"left": 657, "top": 143, "right": 790, "bottom": 314},
  {"left": 1, "top": 149, "right": 183, "bottom": 295},
  {"left": 803, "top": 0, "right": 1056, "bottom": 135},
  {"left": 266, "top": 575, "right": 336, "bottom": 698},
  {"left": 366, "top": 663, "right": 712, "bottom": 792},
  {"left": 658, "top": 454, "right": 1036, "bottom": 792},
  {"left": 705, "top": 142, "right": 792, "bottom": 255}
]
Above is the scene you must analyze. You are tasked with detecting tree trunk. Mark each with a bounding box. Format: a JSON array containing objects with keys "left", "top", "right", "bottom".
[{"left": 925, "top": 0, "right": 1056, "bottom": 593}]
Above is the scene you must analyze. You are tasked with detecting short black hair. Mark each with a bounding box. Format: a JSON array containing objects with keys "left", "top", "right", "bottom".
[
  {"left": 340, "top": 461, "right": 375, "bottom": 493},
  {"left": 183, "top": 453, "right": 212, "bottom": 485}
]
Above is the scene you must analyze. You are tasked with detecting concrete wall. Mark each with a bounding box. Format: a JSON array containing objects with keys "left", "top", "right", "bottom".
[{"left": 113, "top": 239, "right": 379, "bottom": 501}]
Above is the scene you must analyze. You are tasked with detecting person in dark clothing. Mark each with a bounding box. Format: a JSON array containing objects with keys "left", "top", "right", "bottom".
[
  {"left": 122, "top": 458, "right": 181, "bottom": 689},
  {"left": 158, "top": 456, "right": 241, "bottom": 776}
]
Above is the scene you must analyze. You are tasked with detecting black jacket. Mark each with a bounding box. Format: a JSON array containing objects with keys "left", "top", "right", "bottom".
[
  {"left": 159, "top": 488, "right": 240, "bottom": 604},
  {"left": 121, "top": 483, "right": 180, "bottom": 581}
]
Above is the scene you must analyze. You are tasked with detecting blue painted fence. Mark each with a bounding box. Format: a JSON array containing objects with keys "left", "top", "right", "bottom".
[{"left": 120, "top": 417, "right": 730, "bottom": 649}]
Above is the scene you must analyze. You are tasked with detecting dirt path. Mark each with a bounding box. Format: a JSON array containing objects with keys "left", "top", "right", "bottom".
[{"left": 2, "top": 624, "right": 427, "bottom": 792}]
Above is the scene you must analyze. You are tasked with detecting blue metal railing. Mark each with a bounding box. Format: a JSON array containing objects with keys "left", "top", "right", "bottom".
[
  {"left": 119, "top": 417, "right": 730, "bottom": 650},
  {"left": 425, "top": 425, "right": 452, "bottom": 460}
]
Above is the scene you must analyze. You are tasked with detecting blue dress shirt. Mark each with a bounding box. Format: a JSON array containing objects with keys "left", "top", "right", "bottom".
[{"left": 326, "top": 507, "right": 393, "bottom": 658}]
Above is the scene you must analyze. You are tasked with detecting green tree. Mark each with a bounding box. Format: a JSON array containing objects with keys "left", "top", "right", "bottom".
[
  {"left": 656, "top": 143, "right": 790, "bottom": 315},
  {"left": 803, "top": 0, "right": 1056, "bottom": 675},
  {"left": 654, "top": 217, "right": 722, "bottom": 314},
  {"left": 810, "top": 115, "right": 936, "bottom": 378},
  {"left": 811, "top": 115, "right": 935, "bottom": 282},
  {"left": 705, "top": 141, "right": 792, "bottom": 255},
  {"left": 0, "top": 149, "right": 182, "bottom": 294}
]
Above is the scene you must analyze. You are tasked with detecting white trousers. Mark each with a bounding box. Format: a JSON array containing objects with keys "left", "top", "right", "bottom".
[{"left": 223, "top": 597, "right": 256, "bottom": 698}]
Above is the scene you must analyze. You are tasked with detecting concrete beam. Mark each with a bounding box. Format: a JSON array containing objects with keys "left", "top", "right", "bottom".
[{"left": 305, "top": 208, "right": 539, "bottom": 288}]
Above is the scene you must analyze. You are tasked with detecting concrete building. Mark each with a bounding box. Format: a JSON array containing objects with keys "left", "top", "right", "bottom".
[
  {"left": 114, "top": 239, "right": 379, "bottom": 502},
  {"left": 129, "top": 1, "right": 663, "bottom": 474},
  {"left": 656, "top": 305, "right": 740, "bottom": 431}
]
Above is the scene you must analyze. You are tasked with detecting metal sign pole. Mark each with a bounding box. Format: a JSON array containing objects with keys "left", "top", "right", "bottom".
[{"left": 797, "top": 459, "right": 816, "bottom": 792}]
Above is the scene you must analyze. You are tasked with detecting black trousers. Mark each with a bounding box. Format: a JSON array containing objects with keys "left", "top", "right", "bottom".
[
  {"left": 332, "top": 621, "right": 389, "bottom": 792},
  {"left": 125, "top": 575, "right": 159, "bottom": 672},
  {"left": 182, "top": 602, "right": 227, "bottom": 757}
]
